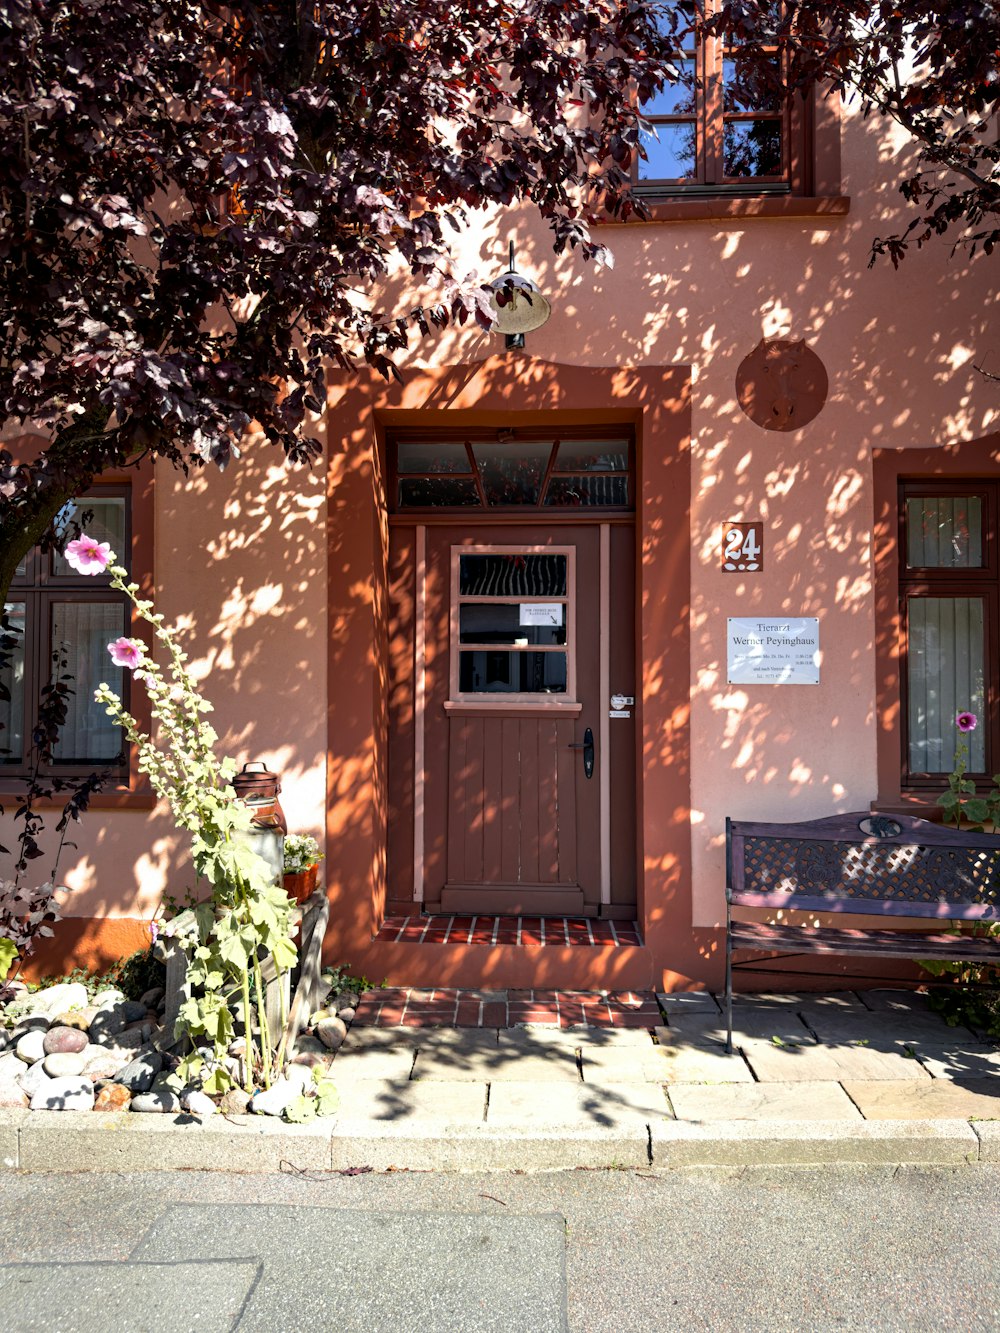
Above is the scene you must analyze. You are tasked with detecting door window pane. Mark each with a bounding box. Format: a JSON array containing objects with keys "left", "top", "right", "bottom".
[
  {"left": 459, "top": 603, "right": 566, "bottom": 646},
  {"left": 396, "top": 442, "right": 471, "bottom": 474},
  {"left": 459, "top": 650, "right": 567, "bottom": 694},
  {"left": 555, "top": 439, "right": 629, "bottom": 471},
  {"left": 906, "top": 496, "right": 983, "bottom": 568},
  {"left": 51, "top": 602, "right": 126, "bottom": 762},
  {"left": 907, "top": 597, "right": 986, "bottom": 772},
  {"left": 545, "top": 476, "right": 629, "bottom": 507},
  {"left": 471, "top": 442, "right": 549, "bottom": 506},
  {"left": 459, "top": 553, "right": 567, "bottom": 598},
  {"left": 398, "top": 477, "right": 481, "bottom": 508},
  {"left": 51, "top": 497, "right": 127, "bottom": 575},
  {"left": 0, "top": 602, "right": 25, "bottom": 765}
]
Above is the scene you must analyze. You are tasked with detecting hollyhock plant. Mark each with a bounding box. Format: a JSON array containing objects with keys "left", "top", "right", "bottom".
[
  {"left": 939, "top": 709, "right": 990, "bottom": 829},
  {"left": 63, "top": 536, "right": 112, "bottom": 575},
  {"left": 71, "top": 532, "right": 297, "bottom": 1099},
  {"left": 956, "top": 712, "right": 978, "bottom": 733},
  {"left": 108, "top": 637, "right": 144, "bottom": 670}
]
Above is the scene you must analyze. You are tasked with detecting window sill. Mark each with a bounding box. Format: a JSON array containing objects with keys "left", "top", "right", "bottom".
[
  {"left": 443, "top": 700, "right": 583, "bottom": 716},
  {"left": 0, "top": 782, "right": 156, "bottom": 812},
  {"left": 599, "top": 195, "right": 851, "bottom": 225}
]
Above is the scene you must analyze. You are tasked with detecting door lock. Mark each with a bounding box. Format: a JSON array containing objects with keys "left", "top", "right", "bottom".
[{"left": 567, "top": 726, "right": 595, "bottom": 780}]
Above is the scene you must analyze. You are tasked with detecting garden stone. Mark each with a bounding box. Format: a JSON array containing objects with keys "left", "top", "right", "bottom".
[
  {"left": 0, "top": 1054, "right": 28, "bottom": 1108},
  {"left": 114, "top": 1051, "right": 163, "bottom": 1094},
  {"left": 0, "top": 1031, "right": 8, "bottom": 1053},
  {"left": 285, "top": 1063, "right": 314, "bottom": 1092},
  {"left": 11, "top": 1014, "right": 51, "bottom": 1036},
  {"left": 120, "top": 1000, "right": 148, "bottom": 1024},
  {"left": 335, "top": 990, "right": 360, "bottom": 1012},
  {"left": 228, "top": 1038, "right": 247, "bottom": 1057},
  {"left": 31, "top": 1075, "right": 94, "bottom": 1111},
  {"left": 82, "top": 1052, "right": 127, "bottom": 1083},
  {"left": 95, "top": 1084, "right": 132, "bottom": 1111},
  {"left": 315, "top": 1016, "right": 348, "bottom": 1051},
  {"left": 21, "top": 982, "right": 89, "bottom": 1017},
  {"left": 218, "top": 1088, "right": 252, "bottom": 1115},
  {"left": 15, "top": 1029, "right": 47, "bottom": 1064},
  {"left": 89, "top": 1006, "right": 129, "bottom": 1043},
  {"left": 99, "top": 1028, "right": 146, "bottom": 1054},
  {"left": 182, "top": 1089, "right": 218, "bottom": 1117},
  {"left": 50, "top": 1010, "right": 92, "bottom": 1032},
  {"left": 338, "top": 1007, "right": 357, "bottom": 1024},
  {"left": 18, "top": 1061, "right": 54, "bottom": 1098},
  {"left": 93, "top": 988, "right": 126, "bottom": 1008},
  {"left": 131, "top": 1088, "right": 181, "bottom": 1113},
  {"left": 140, "top": 986, "right": 164, "bottom": 1010},
  {"left": 43, "top": 1025, "right": 89, "bottom": 1056},
  {"left": 43, "top": 1051, "right": 87, "bottom": 1078},
  {"left": 251, "top": 1078, "right": 298, "bottom": 1117}
]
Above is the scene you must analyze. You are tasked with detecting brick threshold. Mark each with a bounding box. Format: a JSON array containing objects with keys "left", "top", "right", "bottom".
[
  {"left": 374, "top": 913, "right": 643, "bottom": 947},
  {"left": 353, "top": 987, "right": 663, "bottom": 1029}
]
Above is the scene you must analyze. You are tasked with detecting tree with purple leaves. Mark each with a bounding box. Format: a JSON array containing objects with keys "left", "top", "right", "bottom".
[{"left": 0, "top": 0, "right": 684, "bottom": 605}]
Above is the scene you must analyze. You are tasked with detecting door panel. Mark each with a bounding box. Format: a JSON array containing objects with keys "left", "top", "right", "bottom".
[{"left": 387, "top": 521, "right": 635, "bottom": 917}]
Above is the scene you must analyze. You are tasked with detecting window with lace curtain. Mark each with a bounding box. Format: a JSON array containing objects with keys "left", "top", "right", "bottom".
[
  {"left": 0, "top": 487, "right": 132, "bottom": 777},
  {"left": 900, "top": 482, "right": 998, "bottom": 788}
]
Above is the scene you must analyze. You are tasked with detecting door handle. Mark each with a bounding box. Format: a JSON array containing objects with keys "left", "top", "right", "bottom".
[{"left": 567, "top": 726, "right": 595, "bottom": 780}]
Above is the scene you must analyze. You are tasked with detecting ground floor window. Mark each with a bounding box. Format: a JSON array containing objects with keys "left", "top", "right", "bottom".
[{"left": 899, "top": 480, "right": 998, "bottom": 787}]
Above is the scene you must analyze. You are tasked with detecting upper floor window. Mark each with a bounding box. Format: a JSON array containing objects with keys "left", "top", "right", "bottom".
[
  {"left": 1, "top": 487, "right": 133, "bottom": 779},
  {"left": 638, "top": 0, "right": 796, "bottom": 195}
]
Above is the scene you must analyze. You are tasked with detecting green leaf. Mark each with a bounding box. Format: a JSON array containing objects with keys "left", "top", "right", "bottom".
[
  {"left": 938, "top": 792, "right": 960, "bottom": 809},
  {"left": 313, "top": 1076, "right": 340, "bottom": 1118},
  {"left": 201, "top": 1065, "right": 233, "bottom": 1096},
  {"left": 0, "top": 938, "right": 17, "bottom": 983},
  {"left": 271, "top": 935, "right": 298, "bottom": 972},
  {"left": 966, "top": 799, "right": 990, "bottom": 822},
  {"left": 284, "top": 1094, "right": 317, "bottom": 1124}
]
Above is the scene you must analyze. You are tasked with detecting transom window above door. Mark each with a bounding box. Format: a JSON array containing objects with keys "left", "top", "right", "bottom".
[{"left": 391, "top": 431, "right": 633, "bottom": 512}]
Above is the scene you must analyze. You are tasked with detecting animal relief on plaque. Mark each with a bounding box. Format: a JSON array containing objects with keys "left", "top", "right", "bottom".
[{"left": 736, "top": 338, "right": 828, "bottom": 432}]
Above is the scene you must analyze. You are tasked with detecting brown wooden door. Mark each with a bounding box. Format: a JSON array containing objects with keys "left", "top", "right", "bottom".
[{"left": 387, "top": 522, "right": 636, "bottom": 917}]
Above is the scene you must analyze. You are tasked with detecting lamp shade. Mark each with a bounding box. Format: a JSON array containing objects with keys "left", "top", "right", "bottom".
[{"left": 488, "top": 271, "right": 552, "bottom": 335}]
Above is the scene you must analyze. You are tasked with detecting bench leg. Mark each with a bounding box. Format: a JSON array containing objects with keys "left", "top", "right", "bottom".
[{"left": 725, "top": 927, "right": 734, "bottom": 1055}]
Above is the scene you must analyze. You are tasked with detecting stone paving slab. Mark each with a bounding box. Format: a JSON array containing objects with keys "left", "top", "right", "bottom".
[
  {"left": 740, "top": 1036, "right": 933, "bottom": 1083},
  {"left": 335, "top": 1077, "right": 487, "bottom": 1126},
  {"left": 664, "top": 1010, "right": 818, "bottom": 1043},
  {"left": 804, "top": 1010, "right": 976, "bottom": 1044},
  {"left": 133, "top": 1204, "right": 570, "bottom": 1333},
  {"left": 649, "top": 1117, "right": 982, "bottom": 1168},
  {"left": 486, "top": 1080, "right": 671, "bottom": 1131},
  {"left": 577, "top": 1044, "right": 674, "bottom": 1085},
  {"left": 910, "top": 1046, "right": 1000, "bottom": 1081},
  {"left": 0, "top": 1259, "right": 260, "bottom": 1333},
  {"left": 328, "top": 1045, "right": 418, "bottom": 1082},
  {"left": 411, "top": 1044, "right": 581, "bottom": 1082},
  {"left": 649, "top": 1031, "right": 755, "bottom": 1084},
  {"left": 18, "top": 1110, "right": 332, "bottom": 1174},
  {"left": 842, "top": 1079, "right": 1000, "bottom": 1121},
  {"left": 657, "top": 992, "right": 720, "bottom": 1014},
  {"left": 857, "top": 989, "right": 936, "bottom": 1014},
  {"left": 667, "top": 1081, "right": 863, "bottom": 1123}
]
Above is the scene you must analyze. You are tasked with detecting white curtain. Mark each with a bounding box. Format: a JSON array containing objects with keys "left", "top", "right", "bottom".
[
  {"left": 908, "top": 597, "right": 986, "bottom": 772},
  {"left": 51, "top": 602, "right": 125, "bottom": 761}
]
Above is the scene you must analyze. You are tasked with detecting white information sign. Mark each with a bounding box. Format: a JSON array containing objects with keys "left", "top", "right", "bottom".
[
  {"left": 727, "top": 617, "right": 820, "bottom": 685},
  {"left": 520, "top": 603, "right": 563, "bottom": 627}
]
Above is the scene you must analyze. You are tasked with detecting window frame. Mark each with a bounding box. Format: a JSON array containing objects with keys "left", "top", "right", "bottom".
[
  {"left": 0, "top": 463, "right": 155, "bottom": 807},
  {"left": 898, "top": 481, "right": 1000, "bottom": 792},
  {"left": 637, "top": 0, "right": 791, "bottom": 194},
  {"left": 873, "top": 441, "right": 1000, "bottom": 814}
]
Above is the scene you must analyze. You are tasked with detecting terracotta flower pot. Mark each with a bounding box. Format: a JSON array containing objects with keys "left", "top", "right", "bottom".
[{"left": 283, "top": 863, "right": 319, "bottom": 904}]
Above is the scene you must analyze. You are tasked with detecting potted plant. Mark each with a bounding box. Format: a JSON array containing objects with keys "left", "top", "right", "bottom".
[{"left": 283, "top": 835, "right": 323, "bottom": 904}]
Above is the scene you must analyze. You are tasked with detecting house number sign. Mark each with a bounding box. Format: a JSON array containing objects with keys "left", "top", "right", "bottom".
[{"left": 722, "top": 521, "right": 763, "bottom": 573}]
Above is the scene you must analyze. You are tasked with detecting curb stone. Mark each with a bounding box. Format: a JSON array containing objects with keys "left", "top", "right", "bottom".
[
  {"left": 649, "top": 1117, "right": 983, "bottom": 1168},
  {"left": 329, "top": 1121, "right": 650, "bottom": 1172}
]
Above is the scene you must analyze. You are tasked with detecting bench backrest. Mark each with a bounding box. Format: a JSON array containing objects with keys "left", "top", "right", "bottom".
[{"left": 727, "top": 812, "right": 1000, "bottom": 921}]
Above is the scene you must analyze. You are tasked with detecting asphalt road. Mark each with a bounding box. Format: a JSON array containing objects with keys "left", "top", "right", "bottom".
[{"left": 0, "top": 1164, "right": 997, "bottom": 1332}]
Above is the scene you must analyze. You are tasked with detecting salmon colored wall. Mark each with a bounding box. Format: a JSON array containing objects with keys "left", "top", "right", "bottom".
[{"left": 3, "top": 96, "right": 998, "bottom": 988}]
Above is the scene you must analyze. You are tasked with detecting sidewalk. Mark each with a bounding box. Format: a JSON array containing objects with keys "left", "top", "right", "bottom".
[{"left": 1, "top": 988, "right": 997, "bottom": 1174}]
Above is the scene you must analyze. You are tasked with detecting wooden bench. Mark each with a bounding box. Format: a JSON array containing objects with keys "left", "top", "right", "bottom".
[{"left": 725, "top": 811, "right": 1000, "bottom": 1053}]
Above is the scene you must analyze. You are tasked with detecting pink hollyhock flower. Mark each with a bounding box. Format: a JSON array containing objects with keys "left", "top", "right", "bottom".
[
  {"left": 956, "top": 711, "right": 978, "bottom": 733},
  {"left": 149, "top": 919, "right": 159, "bottom": 945},
  {"left": 107, "top": 637, "right": 143, "bottom": 670},
  {"left": 64, "top": 535, "right": 112, "bottom": 575}
]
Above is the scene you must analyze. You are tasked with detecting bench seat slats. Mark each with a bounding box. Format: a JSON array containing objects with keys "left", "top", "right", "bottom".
[{"left": 731, "top": 920, "right": 1000, "bottom": 963}]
